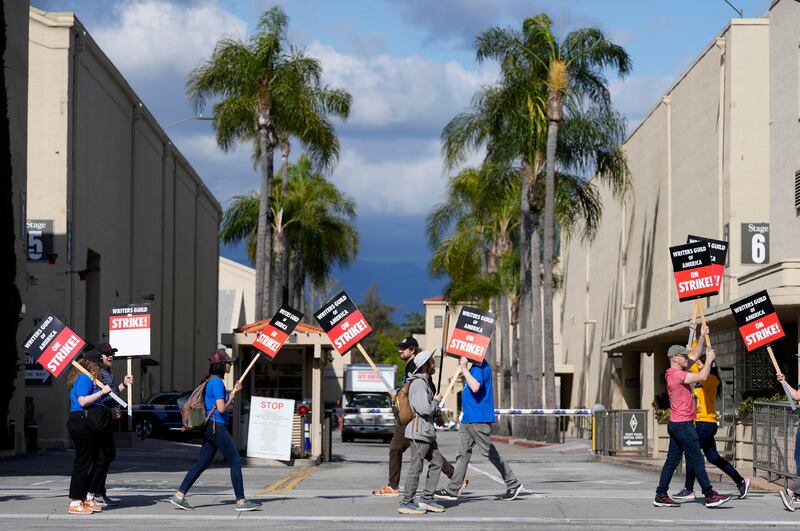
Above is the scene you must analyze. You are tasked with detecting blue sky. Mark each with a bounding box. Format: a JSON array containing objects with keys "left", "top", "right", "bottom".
[{"left": 34, "top": 0, "right": 772, "bottom": 319}]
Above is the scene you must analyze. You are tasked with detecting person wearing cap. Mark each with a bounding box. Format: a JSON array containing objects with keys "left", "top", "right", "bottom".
[
  {"left": 372, "top": 337, "right": 460, "bottom": 497},
  {"left": 398, "top": 350, "right": 447, "bottom": 514},
  {"left": 170, "top": 350, "right": 260, "bottom": 512},
  {"left": 671, "top": 326, "right": 750, "bottom": 502},
  {"left": 434, "top": 356, "right": 523, "bottom": 503},
  {"left": 653, "top": 337, "right": 731, "bottom": 508},
  {"left": 65, "top": 354, "right": 113, "bottom": 515},
  {"left": 84, "top": 343, "right": 133, "bottom": 507}
]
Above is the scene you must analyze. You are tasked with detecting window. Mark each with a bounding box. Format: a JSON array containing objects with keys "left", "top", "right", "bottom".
[{"left": 434, "top": 315, "right": 443, "bottom": 328}]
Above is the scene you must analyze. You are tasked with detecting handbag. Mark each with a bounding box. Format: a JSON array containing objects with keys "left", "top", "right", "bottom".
[{"left": 83, "top": 406, "right": 112, "bottom": 432}]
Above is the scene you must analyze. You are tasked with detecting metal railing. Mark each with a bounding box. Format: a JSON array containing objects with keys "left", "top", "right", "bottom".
[
  {"left": 594, "top": 409, "right": 649, "bottom": 456},
  {"left": 752, "top": 401, "right": 798, "bottom": 484}
]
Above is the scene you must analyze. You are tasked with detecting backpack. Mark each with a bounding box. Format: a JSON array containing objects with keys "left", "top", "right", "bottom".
[
  {"left": 394, "top": 381, "right": 415, "bottom": 426},
  {"left": 181, "top": 378, "right": 217, "bottom": 432}
]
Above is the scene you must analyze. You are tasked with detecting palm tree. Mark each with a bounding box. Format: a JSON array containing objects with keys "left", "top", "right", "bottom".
[
  {"left": 220, "top": 155, "right": 359, "bottom": 315},
  {"left": 186, "top": 6, "right": 351, "bottom": 320}
]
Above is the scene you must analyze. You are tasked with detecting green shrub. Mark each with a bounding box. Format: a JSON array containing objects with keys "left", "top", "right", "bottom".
[{"left": 737, "top": 392, "right": 786, "bottom": 419}]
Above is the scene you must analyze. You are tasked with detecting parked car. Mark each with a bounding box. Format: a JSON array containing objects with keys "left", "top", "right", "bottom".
[
  {"left": 341, "top": 392, "right": 395, "bottom": 443},
  {"left": 132, "top": 391, "right": 190, "bottom": 438}
]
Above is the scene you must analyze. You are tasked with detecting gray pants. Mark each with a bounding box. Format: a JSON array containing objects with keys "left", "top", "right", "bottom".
[
  {"left": 401, "top": 439, "right": 443, "bottom": 505},
  {"left": 446, "top": 423, "right": 520, "bottom": 494}
]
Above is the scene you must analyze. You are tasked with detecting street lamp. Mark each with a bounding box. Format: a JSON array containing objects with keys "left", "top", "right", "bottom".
[{"left": 164, "top": 114, "right": 214, "bottom": 129}]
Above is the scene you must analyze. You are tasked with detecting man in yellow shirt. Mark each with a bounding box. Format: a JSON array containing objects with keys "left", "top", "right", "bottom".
[{"left": 672, "top": 352, "right": 750, "bottom": 501}]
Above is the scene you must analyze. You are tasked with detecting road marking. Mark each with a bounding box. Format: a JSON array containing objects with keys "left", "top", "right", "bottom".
[
  {"left": 467, "top": 463, "right": 505, "bottom": 485},
  {"left": 272, "top": 467, "right": 315, "bottom": 495},
  {"left": 256, "top": 467, "right": 308, "bottom": 496},
  {"left": 29, "top": 480, "right": 53, "bottom": 486},
  {"left": 0, "top": 514, "right": 798, "bottom": 526}
]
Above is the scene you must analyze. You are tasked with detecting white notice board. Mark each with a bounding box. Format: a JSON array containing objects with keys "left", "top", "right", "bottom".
[{"left": 246, "top": 396, "right": 295, "bottom": 461}]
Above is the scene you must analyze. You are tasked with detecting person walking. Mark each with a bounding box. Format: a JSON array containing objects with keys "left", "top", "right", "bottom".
[
  {"left": 66, "top": 356, "right": 113, "bottom": 515},
  {"left": 83, "top": 343, "right": 133, "bottom": 507},
  {"left": 169, "top": 350, "right": 260, "bottom": 512},
  {"left": 653, "top": 342, "right": 731, "bottom": 508},
  {"left": 372, "top": 337, "right": 463, "bottom": 497},
  {"left": 776, "top": 374, "right": 800, "bottom": 511},
  {"left": 398, "top": 351, "right": 447, "bottom": 514},
  {"left": 671, "top": 333, "right": 750, "bottom": 501},
  {"left": 434, "top": 356, "right": 523, "bottom": 502}
]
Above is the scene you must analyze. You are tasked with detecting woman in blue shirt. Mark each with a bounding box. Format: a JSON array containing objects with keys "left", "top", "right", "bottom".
[
  {"left": 66, "top": 357, "right": 112, "bottom": 515},
  {"left": 170, "top": 350, "right": 260, "bottom": 512}
]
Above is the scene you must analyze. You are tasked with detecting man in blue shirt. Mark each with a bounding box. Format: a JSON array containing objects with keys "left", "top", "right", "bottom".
[{"left": 435, "top": 356, "right": 523, "bottom": 501}]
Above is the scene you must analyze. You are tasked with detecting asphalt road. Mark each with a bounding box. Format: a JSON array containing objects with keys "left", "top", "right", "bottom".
[{"left": 0, "top": 430, "right": 798, "bottom": 529}]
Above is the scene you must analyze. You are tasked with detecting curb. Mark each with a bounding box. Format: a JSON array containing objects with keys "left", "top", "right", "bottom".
[{"left": 490, "top": 435, "right": 553, "bottom": 448}]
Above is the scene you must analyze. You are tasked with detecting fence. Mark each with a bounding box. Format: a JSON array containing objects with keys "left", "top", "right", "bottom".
[
  {"left": 752, "top": 401, "right": 798, "bottom": 484},
  {"left": 594, "top": 409, "right": 649, "bottom": 456}
]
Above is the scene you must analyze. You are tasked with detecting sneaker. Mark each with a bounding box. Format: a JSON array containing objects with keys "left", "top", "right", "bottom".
[
  {"left": 95, "top": 495, "right": 120, "bottom": 506},
  {"left": 234, "top": 500, "right": 261, "bottom": 512},
  {"left": 169, "top": 495, "right": 194, "bottom": 511},
  {"left": 653, "top": 495, "right": 680, "bottom": 507},
  {"left": 737, "top": 478, "right": 751, "bottom": 499},
  {"left": 457, "top": 477, "right": 470, "bottom": 496},
  {"left": 501, "top": 484, "right": 523, "bottom": 501},
  {"left": 433, "top": 489, "right": 458, "bottom": 501},
  {"left": 672, "top": 488, "right": 695, "bottom": 501},
  {"left": 67, "top": 503, "right": 94, "bottom": 515},
  {"left": 704, "top": 491, "right": 732, "bottom": 508},
  {"left": 83, "top": 499, "right": 102, "bottom": 513},
  {"left": 398, "top": 502, "right": 426, "bottom": 514},
  {"left": 779, "top": 489, "right": 796, "bottom": 512},
  {"left": 372, "top": 485, "right": 400, "bottom": 497},
  {"left": 418, "top": 500, "right": 445, "bottom": 513}
]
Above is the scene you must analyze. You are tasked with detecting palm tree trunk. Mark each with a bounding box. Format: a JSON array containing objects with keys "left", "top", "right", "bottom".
[
  {"left": 542, "top": 119, "right": 559, "bottom": 442},
  {"left": 274, "top": 135, "right": 291, "bottom": 308},
  {"left": 514, "top": 161, "right": 533, "bottom": 439},
  {"left": 528, "top": 209, "right": 544, "bottom": 440},
  {"left": 498, "top": 293, "right": 511, "bottom": 436},
  {"left": 290, "top": 244, "right": 303, "bottom": 310},
  {"left": 256, "top": 125, "right": 275, "bottom": 320}
]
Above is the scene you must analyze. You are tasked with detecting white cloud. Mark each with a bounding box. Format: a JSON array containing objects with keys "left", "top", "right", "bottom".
[
  {"left": 91, "top": 0, "right": 247, "bottom": 78},
  {"left": 308, "top": 41, "right": 498, "bottom": 129}
]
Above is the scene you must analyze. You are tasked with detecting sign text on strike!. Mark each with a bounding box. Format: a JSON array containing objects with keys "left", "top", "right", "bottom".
[{"left": 109, "top": 315, "right": 151, "bottom": 330}]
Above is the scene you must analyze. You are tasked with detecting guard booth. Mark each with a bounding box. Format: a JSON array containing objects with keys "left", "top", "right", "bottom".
[{"left": 229, "top": 320, "right": 349, "bottom": 462}]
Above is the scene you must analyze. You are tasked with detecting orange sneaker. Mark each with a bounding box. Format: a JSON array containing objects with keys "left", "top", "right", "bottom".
[
  {"left": 67, "top": 503, "right": 94, "bottom": 515},
  {"left": 372, "top": 485, "right": 400, "bottom": 496},
  {"left": 84, "top": 499, "right": 102, "bottom": 512}
]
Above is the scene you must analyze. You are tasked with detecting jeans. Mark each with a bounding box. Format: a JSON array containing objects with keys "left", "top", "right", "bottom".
[
  {"left": 792, "top": 425, "right": 800, "bottom": 493},
  {"left": 445, "top": 423, "right": 520, "bottom": 494},
  {"left": 388, "top": 422, "right": 454, "bottom": 489},
  {"left": 657, "top": 421, "right": 713, "bottom": 498},
  {"left": 401, "top": 439, "right": 443, "bottom": 505},
  {"left": 178, "top": 422, "right": 244, "bottom": 500},
  {"left": 67, "top": 412, "right": 99, "bottom": 500},
  {"left": 90, "top": 430, "right": 116, "bottom": 496},
  {"left": 684, "top": 422, "right": 743, "bottom": 491}
]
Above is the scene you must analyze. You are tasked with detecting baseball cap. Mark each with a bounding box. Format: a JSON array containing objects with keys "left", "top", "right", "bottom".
[
  {"left": 82, "top": 349, "right": 103, "bottom": 364},
  {"left": 397, "top": 337, "right": 419, "bottom": 350},
  {"left": 209, "top": 348, "right": 236, "bottom": 364},
  {"left": 412, "top": 350, "right": 433, "bottom": 373},
  {"left": 96, "top": 342, "right": 118, "bottom": 355},
  {"left": 667, "top": 344, "right": 689, "bottom": 358}
]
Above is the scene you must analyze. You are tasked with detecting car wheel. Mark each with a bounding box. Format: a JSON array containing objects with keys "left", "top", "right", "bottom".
[{"left": 135, "top": 418, "right": 156, "bottom": 439}]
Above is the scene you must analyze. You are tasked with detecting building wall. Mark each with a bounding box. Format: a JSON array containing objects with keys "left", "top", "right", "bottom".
[
  {"left": 6, "top": 0, "right": 30, "bottom": 453},
  {"left": 559, "top": 20, "right": 770, "bottom": 418},
  {"left": 218, "top": 257, "right": 256, "bottom": 340},
  {"left": 24, "top": 9, "right": 221, "bottom": 447},
  {"left": 769, "top": 0, "right": 800, "bottom": 260}
]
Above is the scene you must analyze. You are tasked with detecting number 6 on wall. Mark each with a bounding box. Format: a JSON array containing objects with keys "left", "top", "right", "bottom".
[
  {"left": 751, "top": 233, "right": 766, "bottom": 264},
  {"left": 741, "top": 222, "right": 769, "bottom": 265}
]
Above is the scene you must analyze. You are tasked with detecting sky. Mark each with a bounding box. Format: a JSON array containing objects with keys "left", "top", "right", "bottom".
[{"left": 33, "top": 0, "right": 773, "bottom": 320}]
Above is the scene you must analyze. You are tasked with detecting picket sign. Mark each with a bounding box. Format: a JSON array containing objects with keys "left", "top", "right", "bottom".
[
  {"left": 71, "top": 361, "right": 127, "bottom": 408},
  {"left": 239, "top": 305, "right": 304, "bottom": 385}
]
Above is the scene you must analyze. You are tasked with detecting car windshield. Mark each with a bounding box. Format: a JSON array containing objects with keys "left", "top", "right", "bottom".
[
  {"left": 149, "top": 393, "right": 179, "bottom": 405},
  {"left": 350, "top": 394, "right": 390, "bottom": 408},
  {"left": 176, "top": 392, "right": 191, "bottom": 407}
]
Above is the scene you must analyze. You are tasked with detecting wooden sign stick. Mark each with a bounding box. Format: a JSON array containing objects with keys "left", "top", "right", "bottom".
[
  {"left": 71, "top": 360, "right": 127, "bottom": 408},
  {"left": 127, "top": 358, "right": 134, "bottom": 431},
  {"left": 238, "top": 352, "right": 263, "bottom": 386},
  {"left": 767, "top": 345, "right": 797, "bottom": 411},
  {"left": 440, "top": 361, "right": 473, "bottom": 403},
  {"left": 437, "top": 306, "right": 451, "bottom": 392},
  {"left": 698, "top": 302, "right": 713, "bottom": 350},
  {"left": 687, "top": 299, "right": 700, "bottom": 347},
  {"left": 356, "top": 343, "right": 395, "bottom": 392}
]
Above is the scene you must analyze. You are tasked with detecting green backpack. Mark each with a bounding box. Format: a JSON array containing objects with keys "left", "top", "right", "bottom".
[{"left": 181, "top": 378, "right": 217, "bottom": 432}]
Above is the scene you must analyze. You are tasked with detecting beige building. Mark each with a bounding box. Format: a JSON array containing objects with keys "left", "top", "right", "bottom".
[
  {"left": 218, "top": 256, "right": 256, "bottom": 347},
  {"left": 23, "top": 8, "right": 221, "bottom": 448},
  {"left": 560, "top": 2, "right": 800, "bottom": 460},
  {"left": 6, "top": 0, "right": 30, "bottom": 454}
]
